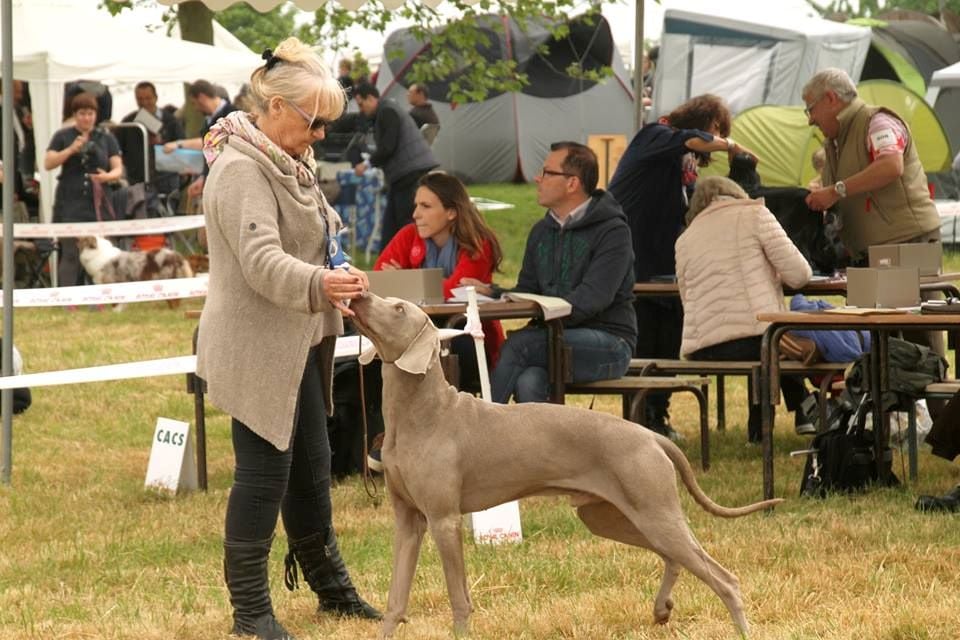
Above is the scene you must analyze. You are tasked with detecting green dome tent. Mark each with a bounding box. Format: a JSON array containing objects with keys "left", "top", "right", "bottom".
[{"left": 702, "top": 79, "right": 951, "bottom": 187}]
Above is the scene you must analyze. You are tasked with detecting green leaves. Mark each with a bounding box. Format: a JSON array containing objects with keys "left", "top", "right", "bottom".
[{"left": 302, "top": 0, "right": 610, "bottom": 105}]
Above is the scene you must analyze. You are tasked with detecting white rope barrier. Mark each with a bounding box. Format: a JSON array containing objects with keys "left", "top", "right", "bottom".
[
  {"left": 1, "top": 215, "right": 206, "bottom": 239},
  {"left": 0, "top": 356, "right": 198, "bottom": 389},
  {"left": 0, "top": 337, "right": 373, "bottom": 390},
  {"left": 1, "top": 275, "right": 209, "bottom": 307}
]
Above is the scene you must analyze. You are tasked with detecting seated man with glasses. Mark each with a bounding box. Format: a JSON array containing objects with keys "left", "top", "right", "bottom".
[{"left": 471, "top": 141, "right": 637, "bottom": 404}]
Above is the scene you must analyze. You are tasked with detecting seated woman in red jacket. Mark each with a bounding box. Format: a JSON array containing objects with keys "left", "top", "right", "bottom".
[{"left": 374, "top": 172, "right": 505, "bottom": 383}]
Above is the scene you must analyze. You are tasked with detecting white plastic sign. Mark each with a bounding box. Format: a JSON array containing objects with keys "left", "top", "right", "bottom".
[
  {"left": 144, "top": 417, "right": 198, "bottom": 493},
  {"left": 469, "top": 502, "right": 523, "bottom": 545}
]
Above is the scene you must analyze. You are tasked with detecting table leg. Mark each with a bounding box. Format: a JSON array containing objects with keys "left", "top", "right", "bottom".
[
  {"left": 548, "top": 320, "right": 565, "bottom": 404},
  {"left": 716, "top": 374, "right": 726, "bottom": 431},
  {"left": 194, "top": 381, "right": 208, "bottom": 492},
  {"left": 870, "top": 330, "right": 894, "bottom": 485},
  {"left": 760, "top": 325, "right": 784, "bottom": 501}
]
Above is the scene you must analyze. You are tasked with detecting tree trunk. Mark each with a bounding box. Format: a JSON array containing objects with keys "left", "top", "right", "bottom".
[{"left": 177, "top": 2, "right": 215, "bottom": 138}]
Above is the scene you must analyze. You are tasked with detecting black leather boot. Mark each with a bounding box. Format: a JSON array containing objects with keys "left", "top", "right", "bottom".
[
  {"left": 284, "top": 528, "right": 382, "bottom": 620},
  {"left": 224, "top": 536, "right": 296, "bottom": 640},
  {"left": 915, "top": 484, "right": 960, "bottom": 513}
]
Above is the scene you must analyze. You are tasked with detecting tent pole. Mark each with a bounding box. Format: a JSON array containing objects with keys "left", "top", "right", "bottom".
[
  {"left": 633, "top": 0, "right": 644, "bottom": 132},
  {"left": 2, "top": 0, "right": 14, "bottom": 485}
]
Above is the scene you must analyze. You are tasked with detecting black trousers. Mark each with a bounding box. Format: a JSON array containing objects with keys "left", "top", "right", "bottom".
[
  {"left": 225, "top": 346, "right": 333, "bottom": 543},
  {"left": 690, "top": 335, "right": 808, "bottom": 442},
  {"left": 634, "top": 297, "right": 684, "bottom": 419}
]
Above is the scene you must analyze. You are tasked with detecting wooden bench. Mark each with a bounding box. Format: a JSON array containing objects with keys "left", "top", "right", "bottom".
[
  {"left": 628, "top": 358, "right": 851, "bottom": 433},
  {"left": 565, "top": 376, "right": 712, "bottom": 469}
]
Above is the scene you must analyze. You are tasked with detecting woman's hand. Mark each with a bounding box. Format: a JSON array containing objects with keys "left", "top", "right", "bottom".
[
  {"left": 70, "top": 133, "right": 89, "bottom": 155},
  {"left": 88, "top": 169, "right": 111, "bottom": 184},
  {"left": 379, "top": 259, "right": 402, "bottom": 271},
  {"left": 728, "top": 141, "right": 759, "bottom": 165},
  {"left": 459, "top": 277, "right": 494, "bottom": 297},
  {"left": 323, "top": 266, "right": 368, "bottom": 316}
]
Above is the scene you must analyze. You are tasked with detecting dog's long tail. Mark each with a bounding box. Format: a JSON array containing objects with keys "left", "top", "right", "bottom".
[{"left": 656, "top": 435, "right": 784, "bottom": 517}]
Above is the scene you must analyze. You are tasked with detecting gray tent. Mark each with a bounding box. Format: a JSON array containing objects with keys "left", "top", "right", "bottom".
[{"left": 375, "top": 13, "right": 634, "bottom": 183}]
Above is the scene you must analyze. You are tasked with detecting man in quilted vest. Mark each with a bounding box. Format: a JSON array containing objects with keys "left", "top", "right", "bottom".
[
  {"left": 803, "top": 68, "right": 944, "bottom": 359},
  {"left": 803, "top": 68, "right": 940, "bottom": 262}
]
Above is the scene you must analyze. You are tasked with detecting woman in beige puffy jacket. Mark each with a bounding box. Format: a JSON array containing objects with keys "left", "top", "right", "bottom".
[{"left": 676, "top": 176, "right": 814, "bottom": 443}]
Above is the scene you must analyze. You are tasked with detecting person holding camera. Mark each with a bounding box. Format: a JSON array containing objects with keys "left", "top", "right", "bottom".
[{"left": 44, "top": 91, "right": 123, "bottom": 287}]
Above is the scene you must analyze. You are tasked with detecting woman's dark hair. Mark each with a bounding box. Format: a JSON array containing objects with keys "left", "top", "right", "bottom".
[
  {"left": 418, "top": 172, "right": 503, "bottom": 272},
  {"left": 70, "top": 92, "right": 98, "bottom": 114},
  {"left": 666, "top": 94, "right": 732, "bottom": 166}
]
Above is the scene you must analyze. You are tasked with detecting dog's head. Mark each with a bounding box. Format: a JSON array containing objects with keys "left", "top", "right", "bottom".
[
  {"left": 351, "top": 292, "right": 440, "bottom": 376},
  {"left": 76, "top": 236, "right": 100, "bottom": 253}
]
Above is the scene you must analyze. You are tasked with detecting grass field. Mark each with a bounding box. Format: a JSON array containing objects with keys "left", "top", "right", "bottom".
[{"left": 2, "top": 184, "right": 960, "bottom": 639}]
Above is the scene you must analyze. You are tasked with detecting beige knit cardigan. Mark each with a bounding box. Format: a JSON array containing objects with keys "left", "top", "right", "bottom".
[
  {"left": 197, "top": 137, "right": 342, "bottom": 450},
  {"left": 675, "top": 197, "right": 812, "bottom": 357}
]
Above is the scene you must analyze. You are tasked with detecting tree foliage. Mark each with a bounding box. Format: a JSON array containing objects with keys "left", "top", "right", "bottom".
[
  {"left": 805, "top": 0, "right": 959, "bottom": 19},
  {"left": 215, "top": 3, "right": 299, "bottom": 54},
  {"left": 299, "top": 0, "right": 608, "bottom": 105},
  {"left": 101, "top": 0, "right": 613, "bottom": 105}
]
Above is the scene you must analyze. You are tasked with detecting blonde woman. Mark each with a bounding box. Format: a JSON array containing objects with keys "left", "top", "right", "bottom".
[
  {"left": 676, "top": 176, "right": 814, "bottom": 443},
  {"left": 197, "top": 38, "right": 379, "bottom": 639}
]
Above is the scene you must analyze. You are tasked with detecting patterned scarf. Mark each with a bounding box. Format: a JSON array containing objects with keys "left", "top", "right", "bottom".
[{"left": 203, "top": 110, "right": 318, "bottom": 189}]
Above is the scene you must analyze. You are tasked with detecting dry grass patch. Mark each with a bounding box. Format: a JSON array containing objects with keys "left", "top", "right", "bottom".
[{"left": 4, "top": 270, "right": 960, "bottom": 638}]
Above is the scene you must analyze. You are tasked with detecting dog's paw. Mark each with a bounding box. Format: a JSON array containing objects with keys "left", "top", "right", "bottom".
[{"left": 653, "top": 598, "right": 674, "bottom": 624}]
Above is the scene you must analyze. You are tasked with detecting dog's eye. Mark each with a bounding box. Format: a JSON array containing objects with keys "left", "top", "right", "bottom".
[{"left": 394, "top": 304, "right": 404, "bottom": 313}]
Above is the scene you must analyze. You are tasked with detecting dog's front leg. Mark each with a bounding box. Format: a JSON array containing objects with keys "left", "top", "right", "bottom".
[
  {"left": 428, "top": 513, "right": 473, "bottom": 636},
  {"left": 381, "top": 496, "right": 427, "bottom": 638}
]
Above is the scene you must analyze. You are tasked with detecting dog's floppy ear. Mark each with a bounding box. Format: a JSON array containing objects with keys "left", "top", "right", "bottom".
[
  {"left": 358, "top": 345, "right": 378, "bottom": 365},
  {"left": 394, "top": 318, "right": 439, "bottom": 375}
]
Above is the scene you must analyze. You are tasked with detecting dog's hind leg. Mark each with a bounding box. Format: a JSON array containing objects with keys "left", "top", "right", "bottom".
[
  {"left": 382, "top": 497, "right": 427, "bottom": 638},
  {"left": 625, "top": 505, "right": 749, "bottom": 637},
  {"left": 427, "top": 513, "right": 473, "bottom": 636},
  {"left": 577, "top": 502, "right": 677, "bottom": 625}
]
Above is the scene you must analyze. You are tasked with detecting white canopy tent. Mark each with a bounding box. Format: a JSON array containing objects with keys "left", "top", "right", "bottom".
[
  {"left": 927, "top": 60, "right": 960, "bottom": 162},
  {"left": 0, "top": 0, "right": 260, "bottom": 224},
  {"left": 653, "top": 7, "right": 871, "bottom": 119}
]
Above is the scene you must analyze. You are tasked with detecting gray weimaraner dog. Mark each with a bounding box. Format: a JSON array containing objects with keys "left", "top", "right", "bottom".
[{"left": 351, "top": 293, "right": 782, "bottom": 638}]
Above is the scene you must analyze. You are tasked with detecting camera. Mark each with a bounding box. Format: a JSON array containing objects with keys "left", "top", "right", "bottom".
[{"left": 80, "top": 140, "right": 100, "bottom": 174}]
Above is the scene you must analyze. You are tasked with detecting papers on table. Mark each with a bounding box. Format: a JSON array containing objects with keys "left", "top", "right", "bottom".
[
  {"left": 334, "top": 335, "right": 373, "bottom": 360},
  {"left": 134, "top": 108, "right": 163, "bottom": 135},
  {"left": 448, "top": 286, "right": 495, "bottom": 303},
  {"left": 501, "top": 292, "right": 572, "bottom": 320},
  {"left": 822, "top": 307, "right": 920, "bottom": 315}
]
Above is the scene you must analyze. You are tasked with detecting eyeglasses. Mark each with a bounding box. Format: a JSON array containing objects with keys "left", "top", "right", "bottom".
[
  {"left": 285, "top": 99, "right": 327, "bottom": 131},
  {"left": 803, "top": 95, "right": 824, "bottom": 117},
  {"left": 539, "top": 168, "right": 575, "bottom": 179}
]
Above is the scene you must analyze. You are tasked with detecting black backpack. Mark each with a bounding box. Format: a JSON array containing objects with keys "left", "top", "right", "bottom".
[{"left": 800, "top": 394, "right": 896, "bottom": 498}]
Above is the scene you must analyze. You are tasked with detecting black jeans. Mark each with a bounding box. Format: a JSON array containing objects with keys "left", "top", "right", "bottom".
[
  {"left": 225, "top": 346, "right": 333, "bottom": 543},
  {"left": 690, "top": 335, "right": 808, "bottom": 442},
  {"left": 634, "top": 297, "right": 684, "bottom": 419}
]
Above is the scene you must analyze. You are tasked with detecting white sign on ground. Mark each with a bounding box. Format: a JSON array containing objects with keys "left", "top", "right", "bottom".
[
  {"left": 468, "top": 502, "right": 524, "bottom": 545},
  {"left": 144, "top": 417, "right": 197, "bottom": 493}
]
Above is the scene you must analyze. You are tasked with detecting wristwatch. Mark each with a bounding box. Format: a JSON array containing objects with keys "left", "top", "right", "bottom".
[{"left": 834, "top": 180, "right": 847, "bottom": 199}]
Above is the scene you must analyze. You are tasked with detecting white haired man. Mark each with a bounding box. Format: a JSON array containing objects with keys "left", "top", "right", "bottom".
[
  {"left": 803, "top": 67, "right": 944, "bottom": 359},
  {"left": 803, "top": 67, "right": 940, "bottom": 262}
]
